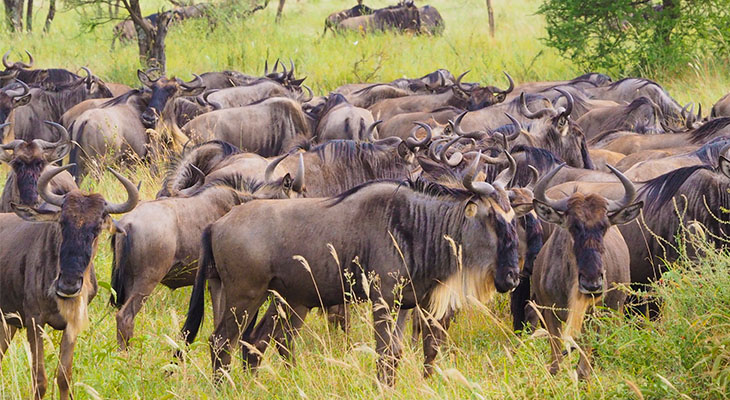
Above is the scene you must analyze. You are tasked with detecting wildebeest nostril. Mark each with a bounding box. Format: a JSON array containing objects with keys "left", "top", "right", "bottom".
[
  {"left": 578, "top": 276, "right": 603, "bottom": 294},
  {"left": 56, "top": 276, "right": 83, "bottom": 297}
]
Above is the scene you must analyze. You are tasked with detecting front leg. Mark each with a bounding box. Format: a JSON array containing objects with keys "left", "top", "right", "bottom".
[
  {"left": 543, "top": 308, "right": 564, "bottom": 375},
  {"left": 57, "top": 329, "right": 79, "bottom": 400},
  {"left": 0, "top": 321, "right": 18, "bottom": 363},
  {"left": 372, "top": 300, "right": 402, "bottom": 387},
  {"left": 26, "top": 317, "right": 48, "bottom": 400}
]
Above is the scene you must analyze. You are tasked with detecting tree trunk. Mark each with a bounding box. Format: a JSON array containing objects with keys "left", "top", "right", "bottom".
[
  {"left": 134, "top": 11, "right": 171, "bottom": 73},
  {"left": 43, "top": 0, "right": 55, "bottom": 32},
  {"left": 275, "top": 0, "right": 285, "bottom": 22},
  {"left": 25, "top": 0, "right": 31, "bottom": 32},
  {"left": 3, "top": 0, "right": 23, "bottom": 31},
  {"left": 659, "top": 0, "right": 678, "bottom": 45},
  {"left": 486, "top": 0, "right": 495, "bottom": 37}
]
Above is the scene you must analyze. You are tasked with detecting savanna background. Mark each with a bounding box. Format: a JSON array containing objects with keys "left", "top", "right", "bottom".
[{"left": 1, "top": 0, "right": 730, "bottom": 398}]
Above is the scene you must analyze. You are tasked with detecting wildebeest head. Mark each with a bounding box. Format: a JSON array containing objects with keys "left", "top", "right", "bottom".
[
  {"left": 0, "top": 121, "right": 71, "bottom": 207},
  {"left": 0, "top": 50, "right": 33, "bottom": 83},
  {"left": 138, "top": 69, "right": 205, "bottom": 128},
  {"left": 452, "top": 71, "right": 514, "bottom": 111},
  {"left": 460, "top": 150, "right": 521, "bottom": 293},
  {"left": 0, "top": 79, "right": 31, "bottom": 125},
  {"left": 532, "top": 163, "right": 642, "bottom": 294},
  {"left": 11, "top": 164, "right": 139, "bottom": 298}
]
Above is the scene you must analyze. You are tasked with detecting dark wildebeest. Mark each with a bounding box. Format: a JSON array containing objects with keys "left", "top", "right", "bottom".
[
  {"left": 111, "top": 156, "right": 305, "bottom": 349},
  {"left": 0, "top": 50, "right": 82, "bottom": 88},
  {"left": 0, "top": 121, "right": 77, "bottom": 212},
  {"left": 531, "top": 163, "right": 641, "bottom": 379},
  {"left": 369, "top": 71, "right": 514, "bottom": 121},
  {"left": 336, "top": 1, "right": 421, "bottom": 34},
  {"left": 313, "top": 93, "right": 377, "bottom": 141},
  {"left": 136, "top": 69, "right": 206, "bottom": 128},
  {"left": 505, "top": 73, "right": 613, "bottom": 101},
  {"left": 0, "top": 79, "right": 31, "bottom": 129},
  {"left": 324, "top": 2, "right": 374, "bottom": 34},
  {"left": 711, "top": 92, "right": 730, "bottom": 118},
  {"left": 576, "top": 96, "right": 666, "bottom": 139},
  {"left": 180, "top": 153, "right": 520, "bottom": 385},
  {"left": 181, "top": 97, "right": 312, "bottom": 156},
  {"left": 418, "top": 5, "right": 444, "bottom": 35},
  {"left": 8, "top": 69, "right": 113, "bottom": 142},
  {"left": 0, "top": 164, "right": 138, "bottom": 400},
  {"left": 198, "top": 70, "right": 257, "bottom": 89}
]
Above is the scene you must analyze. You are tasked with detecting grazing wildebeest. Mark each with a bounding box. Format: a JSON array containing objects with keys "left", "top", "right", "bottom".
[
  {"left": 111, "top": 156, "right": 305, "bottom": 349},
  {"left": 576, "top": 96, "right": 666, "bottom": 139},
  {"left": 0, "top": 164, "right": 138, "bottom": 400},
  {"left": 324, "top": 1, "right": 374, "bottom": 34},
  {"left": 0, "top": 121, "right": 77, "bottom": 212},
  {"left": 0, "top": 79, "right": 31, "bottom": 128},
  {"left": 181, "top": 153, "right": 521, "bottom": 384},
  {"left": 336, "top": 1, "right": 421, "bottom": 34},
  {"left": 181, "top": 97, "right": 312, "bottom": 156},
  {"left": 313, "top": 93, "right": 377, "bottom": 141},
  {"left": 531, "top": 163, "right": 641, "bottom": 379}
]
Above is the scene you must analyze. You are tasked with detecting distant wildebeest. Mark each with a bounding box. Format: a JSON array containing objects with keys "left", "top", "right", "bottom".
[
  {"left": 0, "top": 121, "right": 77, "bottom": 212},
  {"left": 336, "top": 1, "right": 421, "bottom": 34},
  {"left": 711, "top": 92, "right": 730, "bottom": 118},
  {"left": 576, "top": 96, "right": 666, "bottom": 139},
  {"left": 0, "top": 164, "right": 138, "bottom": 400},
  {"left": 0, "top": 50, "right": 85, "bottom": 89},
  {"left": 181, "top": 97, "right": 312, "bottom": 156},
  {"left": 418, "top": 5, "right": 444, "bottom": 35},
  {"left": 532, "top": 163, "right": 641, "bottom": 379},
  {"left": 181, "top": 153, "right": 521, "bottom": 384},
  {"left": 323, "top": 1, "right": 373, "bottom": 34},
  {"left": 111, "top": 156, "right": 305, "bottom": 349}
]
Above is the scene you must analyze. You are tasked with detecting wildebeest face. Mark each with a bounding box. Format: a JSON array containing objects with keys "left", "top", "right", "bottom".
[
  {"left": 0, "top": 88, "right": 31, "bottom": 124},
  {"left": 138, "top": 70, "right": 205, "bottom": 128},
  {"left": 10, "top": 143, "right": 46, "bottom": 206},
  {"left": 466, "top": 86, "right": 507, "bottom": 111}
]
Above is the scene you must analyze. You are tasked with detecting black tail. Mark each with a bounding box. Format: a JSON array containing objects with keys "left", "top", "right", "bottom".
[
  {"left": 510, "top": 276, "right": 531, "bottom": 332},
  {"left": 68, "top": 120, "right": 86, "bottom": 182},
  {"left": 110, "top": 230, "right": 131, "bottom": 308},
  {"left": 182, "top": 225, "right": 214, "bottom": 345}
]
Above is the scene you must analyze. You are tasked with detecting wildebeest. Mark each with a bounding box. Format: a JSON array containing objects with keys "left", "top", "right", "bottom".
[
  {"left": 0, "top": 50, "right": 83, "bottom": 89},
  {"left": 576, "top": 96, "right": 666, "bottom": 139},
  {"left": 203, "top": 78, "right": 311, "bottom": 110},
  {"left": 111, "top": 156, "right": 305, "bottom": 349},
  {"left": 336, "top": 1, "right": 421, "bottom": 34},
  {"left": 0, "top": 164, "right": 138, "bottom": 400},
  {"left": 0, "top": 121, "right": 77, "bottom": 212},
  {"left": 622, "top": 137, "right": 730, "bottom": 181},
  {"left": 181, "top": 152, "right": 521, "bottom": 384},
  {"left": 181, "top": 97, "right": 312, "bottom": 156},
  {"left": 378, "top": 106, "right": 461, "bottom": 140},
  {"left": 531, "top": 163, "right": 641, "bottom": 379},
  {"left": 312, "top": 93, "right": 377, "bottom": 141},
  {"left": 324, "top": 1, "right": 374, "bottom": 34},
  {"left": 137, "top": 69, "right": 206, "bottom": 128},
  {"left": 0, "top": 79, "right": 31, "bottom": 128},
  {"left": 711, "top": 92, "right": 730, "bottom": 118},
  {"left": 418, "top": 5, "right": 444, "bottom": 35}
]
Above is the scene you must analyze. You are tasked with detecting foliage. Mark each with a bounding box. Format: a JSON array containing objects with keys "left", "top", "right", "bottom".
[{"left": 538, "top": 0, "right": 730, "bottom": 76}]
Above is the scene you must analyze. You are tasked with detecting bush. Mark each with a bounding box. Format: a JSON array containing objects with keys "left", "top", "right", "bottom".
[{"left": 537, "top": 0, "right": 730, "bottom": 75}]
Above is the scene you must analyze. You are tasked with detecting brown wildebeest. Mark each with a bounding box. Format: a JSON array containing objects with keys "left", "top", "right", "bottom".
[
  {"left": 623, "top": 137, "right": 730, "bottom": 181},
  {"left": 324, "top": 2, "right": 374, "bottom": 34},
  {"left": 181, "top": 156, "right": 521, "bottom": 385},
  {"left": 0, "top": 79, "right": 31, "bottom": 128},
  {"left": 378, "top": 106, "right": 461, "bottom": 140},
  {"left": 336, "top": 1, "right": 421, "bottom": 34},
  {"left": 531, "top": 163, "right": 641, "bottom": 379},
  {"left": 0, "top": 164, "right": 138, "bottom": 400},
  {"left": 111, "top": 156, "right": 305, "bottom": 349},
  {"left": 203, "top": 78, "right": 311, "bottom": 110},
  {"left": 0, "top": 121, "right": 77, "bottom": 212},
  {"left": 576, "top": 96, "right": 666, "bottom": 139}
]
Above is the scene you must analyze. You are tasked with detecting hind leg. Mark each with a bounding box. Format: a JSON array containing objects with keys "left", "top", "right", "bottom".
[
  {"left": 273, "top": 304, "right": 309, "bottom": 367},
  {"left": 421, "top": 312, "right": 451, "bottom": 378},
  {"left": 373, "top": 300, "right": 403, "bottom": 386},
  {"left": 0, "top": 321, "right": 17, "bottom": 363},
  {"left": 543, "top": 309, "right": 564, "bottom": 375},
  {"left": 116, "top": 277, "right": 164, "bottom": 351}
]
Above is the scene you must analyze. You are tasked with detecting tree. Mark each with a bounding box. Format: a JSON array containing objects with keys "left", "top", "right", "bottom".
[
  {"left": 3, "top": 0, "right": 57, "bottom": 32},
  {"left": 538, "top": 0, "right": 730, "bottom": 75}
]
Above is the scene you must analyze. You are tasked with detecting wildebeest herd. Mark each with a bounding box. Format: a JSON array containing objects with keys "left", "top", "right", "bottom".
[{"left": 1, "top": 47, "right": 730, "bottom": 398}]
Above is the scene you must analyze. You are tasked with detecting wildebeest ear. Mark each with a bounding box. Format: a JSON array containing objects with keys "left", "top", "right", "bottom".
[
  {"left": 181, "top": 86, "right": 205, "bottom": 96},
  {"left": 13, "top": 93, "right": 31, "bottom": 107},
  {"left": 512, "top": 202, "right": 534, "bottom": 217},
  {"left": 10, "top": 202, "right": 60, "bottom": 222},
  {"left": 608, "top": 201, "right": 643, "bottom": 226},
  {"left": 281, "top": 173, "right": 293, "bottom": 194},
  {"left": 719, "top": 156, "right": 730, "bottom": 179},
  {"left": 532, "top": 199, "right": 564, "bottom": 225},
  {"left": 464, "top": 201, "right": 478, "bottom": 218}
]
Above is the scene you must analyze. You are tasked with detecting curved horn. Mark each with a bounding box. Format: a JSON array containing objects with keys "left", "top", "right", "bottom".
[
  {"left": 525, "top": 165, "right": 540, "bottom": 190},
  {"left": 406, "top": 122, "right": 432, "bottom": 149},
  {"left": 181, "top": 73, "right": 204, "bottom": 89},
  {"left": 81, "top": 66, "right": 92, "bottom": 80},
  {"left": 104, "top": 168, "right": 140, "bottom": 214},
  {"left": 520, "top": 92, "right": 552, "bottom": 120},
  {"left": 33, "top": 121, "right": 70, "bottom": 150},
  {"left": 8, "top": 79, "right": 30, "bottom": 99},
  {"left": 19, "top": 50, "right": 34, "bottom": 69},
  {"left": 264, "top": 59, "right": 269, "bottom": 75},
  {"left": 38, "top": 164, "right": 74, "bottom": 207},
  {"left": 697, "top": 103, "right": 702, "bottom": 121},
  {"left": 606, "top": 164, "right": 637, "bottom": 212},
  {"left": 500, "top": 71, "right": 515, "bottom": 94},
  {"left": 265, "top": 153, "right": 289, "bottom": 182},
  {"left": 289, "top": 58, "right": 295, "bottom": 79},
  {"left": 554, "top": 87, "right": 573, "bottom": 118},
  {"left": 178, "top": 165, "right": 205, "bottom": 196},
  {"left": 504, "top": 112, "right": 523, "bottom": 141},
  {"left": 203, "top": 90, "right": 222, "bottom": 110},
  {"left": 462, "top": 151, "right": 496, "bottom": 196},
  {"left": 449, "top": 111, "right": 484, "bottom": 139},
  {"left": 273, "top": 58, "right": 281, "bottom": 73},
  {"left": 292, "top": 153, "right": 305, "bottom": 193},
  {"left": 455, "top": 70, "right": 471, "bottom": 92},
  {"left": 2, "top": 51, "right": 11, "bottom": 69},
  {"left": 428, "top": 138, "right": 448, "bottom": 161},
  {"left": 439, "top": 135, "right": 466, "bottom": 166},
  {"left": 137, "top": 69, "right": 156, "bottom": 87},
  {"left": 299, "top": 85, "right": 313, "bottom": 103},
  {"left": 681, "top": 102, "right": 692, "bottom": 120},
  {"left": 367, "top": 120, "right": 383, "bottom": 142},
  {"left": 493, "top": 150, "right": 516, "bottom": 189},
  {"left": 533, "top": 162, "right": 568, "bottom": 212}
]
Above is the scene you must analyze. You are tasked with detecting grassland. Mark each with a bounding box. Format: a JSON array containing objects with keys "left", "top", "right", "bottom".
[{"left": 1, "top": 0, "right": 730, "bottom": 398}]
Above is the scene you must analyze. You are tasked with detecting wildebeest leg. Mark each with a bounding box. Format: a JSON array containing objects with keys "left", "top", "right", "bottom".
[
  {"left": 0, "top": 323, "right": 17, "bottom": 363},
  {"left": 242, "top": 301, "right": 277, "bottom": 368},
  {"left": 209, "top": 295, "right": 265, "bottom": 381},
  {"left": 410, "top": 309, "right": 421, "bottom": 346},
  {"left": 116, "top": 281, "right": 158, "bottom": 350},
  {"left": 208, "top": 276, "right": 225, "bottom": 330},
  {"left": 274, "top": 304, "right": 309, "bottom": 367},
  {"left": 26, "top": 317, "right": 48, "bottom": 399},
  {"left": 275, "top": 0, "right": 285, "bottom": 22},
  {"left": 56, "top": 329, "right": 78, "bottom": 400},
  {"left": 421, "top": 313, "right": 450, "bottom": 378},
  {"left": 543, "top": 309, "right": 563, "bottom": 375},
  {"left": 326, "top": 304, "right": 349, "bottom": 334},
  {"left": 373, "top": 301, "right": 402, "bottom": 386}
]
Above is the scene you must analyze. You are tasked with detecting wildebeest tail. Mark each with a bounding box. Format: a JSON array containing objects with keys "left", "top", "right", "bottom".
[
  {"left": 182, "top": 225, "right": 214, "bottom": 345},
  {"left": 510, "top": 276, "right": 531, "bottom": 332},
  {"left": 110, "top": 230, "right": 132, "bottom": 308},
  {"left": 68, "top": 120, "right": 86, "bottom": 181}
]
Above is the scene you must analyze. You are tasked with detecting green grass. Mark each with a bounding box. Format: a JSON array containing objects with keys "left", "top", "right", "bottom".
[{"left": 2, "top": 0, "right": 730, "bottom": 398}]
